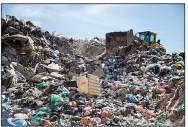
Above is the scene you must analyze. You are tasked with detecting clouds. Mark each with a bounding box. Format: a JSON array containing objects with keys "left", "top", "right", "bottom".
[
  {"left": 3, "top": 4, "right": 52, "bottom": 18},
  {"left": 2, "top": 4, "right": 139, "bottom": 27},
  {"left": 83, "top": 4, "right": 114, "bottom": 15},
  {"left": 2, "top": 4, "right": 184, "bottom": 53},
  {"left": 2, "top": 4, "right": 126, "bottom": 37},
  {"left": 31, "top": 20, "right": 42, "bottom": 26}
]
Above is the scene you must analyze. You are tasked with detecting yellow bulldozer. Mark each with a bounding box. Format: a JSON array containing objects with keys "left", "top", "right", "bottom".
[{"left": 105, "top": 29, "right": 166, "bottom": 55}]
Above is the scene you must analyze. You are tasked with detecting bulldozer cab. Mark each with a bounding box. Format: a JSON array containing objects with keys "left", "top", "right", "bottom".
[
  {"left": 135, "top": 31, "right": 166, "bottom": 53},
  {"left": 135, "top": 31, "right": 156, "bottom": 46}
]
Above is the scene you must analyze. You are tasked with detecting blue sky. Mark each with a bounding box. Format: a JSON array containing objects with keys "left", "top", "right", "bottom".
[{"left": 2, "top": 4, "right": 184, "bottom": 53}]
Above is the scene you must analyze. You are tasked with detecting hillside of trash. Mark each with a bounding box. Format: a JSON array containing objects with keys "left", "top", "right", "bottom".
[{"left": 1, "top": 15, "right": 185, "bottom": 126}]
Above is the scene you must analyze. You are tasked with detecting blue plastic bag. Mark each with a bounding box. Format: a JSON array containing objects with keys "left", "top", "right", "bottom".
[
  {"left": 127, "top": 95, "right": 137, "bottom": 103},
  {"left": 2, "top": 111, "right": 28, "bottom": 126},
  {"left": 52, "top": 55, "right": 59, "bottom": 62},
  {"left": 13, "top": 120, "right": 28, "bottom": 126}
]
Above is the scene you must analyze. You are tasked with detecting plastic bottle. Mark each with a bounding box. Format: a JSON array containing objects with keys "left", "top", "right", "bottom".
[
  {"left": 3, "top": 96, "right": 9, "bottom": 103},
  {"left": 177, "top": 56, "right": 183, "bottom": 62},
  {"left": 32, "top": 111, "right": 49, "bottom": 122},
  {"left": 62, "top": 97, "right": 69, "bottom": 101},
  {"left": 130, "top": 82, "right": 136, "bottom": 86},
  {"left": 50, "top": 94, "right": 62, "bottom": 108},
  {"left": 60, "top": 91, "right": 69, "bottom": 96},
  {"left": 36, "top": 107, "right": 48, "bottom": 113},
  {"left": 31, "top": 116, "right": 42, "bottom": 125},
  {"left": 177, "top": 105, "right": 184, "bottom": 113},
  {"left": 2, "top": 104, "right": 8, "bottom": 110},
  {"left": 59, "top": 85, "right": 69, "bottom": 93},
  {"left": 37, "top": 81, "right": 46, "bottom": 89}
]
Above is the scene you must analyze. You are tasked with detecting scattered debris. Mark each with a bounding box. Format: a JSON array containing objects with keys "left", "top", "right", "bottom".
[{"left": 2, "top": 15, "right": 184, "bottom": 126}]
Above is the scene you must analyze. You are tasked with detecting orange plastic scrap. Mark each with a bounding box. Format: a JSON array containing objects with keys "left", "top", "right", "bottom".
[
  {"left": 70, "top": 101, "right": 77, "bottom": 107},
  {"left": 103, "top": 117, "right": 111, "bottom": 124},
  {"left": 142, "top": 109, "right": 148, "bottom": 113},
  {"left": 155, "top": 88, "right": 166, "bottom": 94},
  {"left": 159, "top": 88, "right": 166, "bottom": 93},
  {"left": 80, "top": 117, "right": 97, "bottom": 126},
  {"left": 135, "top": 105, "right": 144, "bottom": 112},
  {"left": 143, "top": 110, "right": 151, "bottom": 119},
  {"left": 80, "top": 117, "right": 89, "bottom": 126},
  {"left": 150, "top": 112, "right": 157, "bottom": 118},
  {"left": 144, "top": 109, "right": 157, "bottom": 118},
  {"left": 43, "top": 120, "right": 52, "bottom": 126},
  {"left": 135, "top": 105, "right": 157, "bottom": 118},
  {"left": 100, "top": 110, "right": 112, "bottom": 117}
]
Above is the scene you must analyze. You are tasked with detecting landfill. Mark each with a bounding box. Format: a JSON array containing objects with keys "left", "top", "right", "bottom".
[{"left": 1, "top": 15, "right": 185, "bottom": 126}]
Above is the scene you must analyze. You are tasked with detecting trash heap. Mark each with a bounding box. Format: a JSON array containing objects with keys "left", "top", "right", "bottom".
[{"left": 1, "top": 15, "right": 185, "bottom": 126}]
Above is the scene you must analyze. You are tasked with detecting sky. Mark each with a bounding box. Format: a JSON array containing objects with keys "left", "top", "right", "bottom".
[{"left": 2, "top": 4, "right": 184, "bottom": 53}]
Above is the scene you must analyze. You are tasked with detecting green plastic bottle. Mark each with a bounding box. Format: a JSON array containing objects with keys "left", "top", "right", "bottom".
[
  {"left": 3, "top": 97, "right": 9, "bottom": 103},
  {"left": 32, "top": 117, "right": 42, "bottom": 124},
  {"left": 50, "top": 94, "right": 62, "bottom": 108},
  {"left": 177, "top": 105, "right": 184, "bottom": 113},
  {"left": 62, "top": 97, "right": 69, "bottom": 101},
  {"left": 37, "top": 107, "right": 48, "bottom": 113},
  {"left": 58, "top": 92, "right": 69, "bottom": 101},
  {"left": 60, "top": 91, "right": 69, "bottom": 96},
  {"left": 177, "top": 56, "right": 183, "bottom": 62},
  {"left": 130, "top": 82, "right": 136, "bottom": 86},
  {"left": 32, "top": 111, "right": 49, "bottom": 124},
  {"left": 59, "top": 85, "right": 64, "bottom": 89},
  {"left": 37, "top": 81, "right": 46, "bottom": 89},
  {"left": 2, "top": 104, "right": 7, "bottom": 110}
]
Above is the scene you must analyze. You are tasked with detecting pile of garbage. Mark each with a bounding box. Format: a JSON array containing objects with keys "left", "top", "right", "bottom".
[{"left": 2, "top": 15, "right": 185, "bottom": 126}]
